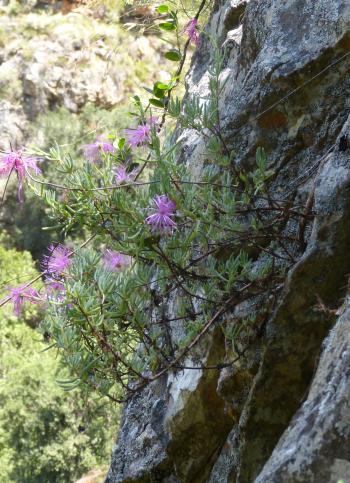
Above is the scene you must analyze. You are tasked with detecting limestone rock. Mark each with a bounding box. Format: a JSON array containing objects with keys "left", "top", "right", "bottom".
[
  {"left": 106, "top": 331, "right": 233, "bottom": 483},
  {"left": 107, "top": 0, "right": 350, "bottom": 481},
  {"left": 0, "top": 101, "right": 27, "bottom": 150},
  {"left": 255, "top": 295, "right": 350, "bottom": 483}
]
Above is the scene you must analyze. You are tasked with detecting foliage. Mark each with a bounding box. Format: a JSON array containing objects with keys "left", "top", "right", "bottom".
[
  {"left": 0, "top": 3, "right": 228, "bottom": 481},
  {"left": 0, "top": 187, "right": 55, "bottom": 260},
  {"left": 0, "top": 244, "right": 118, "bottom": 482},
  {"left": 0, "top": 104, "right": 132, "bottom": 258},
  {"left": 1, "top": 0, "right": 304, "bottom": 406},
  {"left": 36, "top": 46, "right": 298, "bottom": 404},
  {"left": 0, "top": 2, "right": 163, "bottom": 258},
  {"left": 30, "top": 104, "right": 132, "bottom": 156}
]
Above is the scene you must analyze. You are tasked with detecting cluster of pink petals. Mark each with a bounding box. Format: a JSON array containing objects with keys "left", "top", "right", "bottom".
[
  {"left": 42, "top": 244, "right": 72, "bottom": 276},
  {"left": 0, "top": 150, "right": 41, "bottom": 202},
  {"left": 125, "top": 124, "right": 151, "bottom": 148},
  {"left": 146, "top": 195, "right": 177, "bottom": 234},
  {"left": 102, "top": 249, "right": 131, "bottom": 271},
  {"left": 184, "top": 18, "right": 200, "bottom": 46},
  {"left": 82, "top": 139, "right": 115, "bottom": 163},
  {"left": 125, "top": 117, "right": 158, "bottom": 148},
  {"left": 113, "top": 165, "right": 138, "bottom": 185},
  {"left": 5, "top": 285, "right": 40, "bottom": 317}
]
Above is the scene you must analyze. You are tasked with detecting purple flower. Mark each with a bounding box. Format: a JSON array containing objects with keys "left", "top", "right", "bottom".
[
  {"left": 4, "top": 285, "right": 40, "bottom": 316},
  {"left": 125, "top": 124, "right": 151, "bottom": 148},
  {"left": 124, "top": 117, "right": 158, "bottom": 148},
  {"left": 146, "top": 195, "right": 177, "bottom": 234},
  {"left": 42, "top": 244, "right": 72, "bottom": 276},
  {"left": 113, "top": 165, "right": 138, "bottom": 185},
  {"left": 47, "top": 280, "right": 65, "bottom": 291},
  {"left": 0, "top": 150, "right": 41, "bottom": 202},
  {"left": 82, "top": 139, "right": 115, "bottom": 163},
  {"left": 102, "top": 249, "right": 131, "bottom": 271},
  {"left": 184, "top": 18, "right": 199, "bottom": 46}
]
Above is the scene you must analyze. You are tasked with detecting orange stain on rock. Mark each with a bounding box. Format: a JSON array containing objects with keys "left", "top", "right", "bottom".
[{"left": 258, "top": 110, "right": 288, "bottom": 130}]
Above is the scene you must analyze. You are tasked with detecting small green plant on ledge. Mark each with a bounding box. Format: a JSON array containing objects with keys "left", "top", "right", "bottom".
[{"left": 0, "top": 1, "right": 307, "bottom": 403}]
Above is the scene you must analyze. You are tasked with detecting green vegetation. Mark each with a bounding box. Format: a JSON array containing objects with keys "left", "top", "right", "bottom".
[
  {"left": 31, "top": 22, "right": 297, "bottom": 405},
  {"left": 0, "top": 243, "right": 118, "bottom": 482},
  {"left": 0, "top": 1, "right": 215, "bottom": 479},
  {"left": 30, "top": 103, "right": 132, "bottom": 155}
]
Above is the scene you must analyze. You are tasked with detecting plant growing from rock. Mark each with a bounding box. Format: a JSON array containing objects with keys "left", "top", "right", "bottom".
[{"left": 0, "top": 1, "right": 308, "bottom": 403}]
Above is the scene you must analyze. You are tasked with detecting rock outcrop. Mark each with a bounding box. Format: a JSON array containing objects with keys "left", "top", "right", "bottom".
[
  {"left": 256, "top": 295, "right": 350, "bottom": 482},
  {"left": 107, "top": 0, "right": 350, "bottom": 481},
  {"left": 0, "top": 4, "right": 162, "bottom": 150}
]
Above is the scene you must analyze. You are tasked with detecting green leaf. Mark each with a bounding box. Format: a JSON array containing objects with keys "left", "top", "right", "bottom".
[
  {"left": 159, "top": 21, "right": 176, "bottom": 31},
  {"left": 156, "top": 5, "right": 169, "bottom": 14},
  {"left": 153, "top": 89, "right": 165, "bottom": 99},
  {"left": 42, "top": 224, "right": 61, "bottom": 231},
  {"left": 143, "top": 86, "right": 154, "bottom": 95},
  {"left": 165, "top": 49, "right": 182, "bottom": 61},
  {"left": 155, "top": 81, "right": 170, "bottom": 90},
  {"left": 149, "top": 98, "right": 165, "bottom": 108},
  {"left": 118, "top": 138, "right": 126, "bottom": 150},
  {"left": 153, "top": 81, "right": 169, "bottom": 98},
  {"left": 169, "top": 10, "right": 178, "bottom": 26},
  {"left": 168, "top": 96, "right": 181, "bottom": 117},
  {"left": 256, "top": 146, "right": 267, "bottom": 169}
]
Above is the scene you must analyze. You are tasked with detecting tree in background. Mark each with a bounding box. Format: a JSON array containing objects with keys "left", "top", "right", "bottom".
[{"left": 0, "top": 242, "right": 119, "bottom": 482}]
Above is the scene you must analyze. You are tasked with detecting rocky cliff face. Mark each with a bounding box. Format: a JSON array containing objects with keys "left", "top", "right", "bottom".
[{"left": 107, "top": 0, "right": 350, "bottom": 481}]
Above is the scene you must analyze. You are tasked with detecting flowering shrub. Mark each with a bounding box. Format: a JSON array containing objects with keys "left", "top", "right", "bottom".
[
  {"left": 0, "top": 2, "right": 307, "bottom": 403},
  {"left": 146, "top": 194, "right": 177, "bottom": 233},
  {"left": 184, "top": 18, "right": 200, "bottom": 46},
  {"left": 7, "top": 285, "right": 40, "bottom": 317}
]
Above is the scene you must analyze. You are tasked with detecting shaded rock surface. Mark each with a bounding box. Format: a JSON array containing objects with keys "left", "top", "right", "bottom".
[
  {"left": 107, "top": 0, "right": 350, "bottom": 481},
  {"left": 256, "top": 294, "right": 350, "bottom": 482}
]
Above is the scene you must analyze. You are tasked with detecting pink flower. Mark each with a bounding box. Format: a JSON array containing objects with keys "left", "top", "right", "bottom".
[
  {"left": 46, "top": 280, "right": 65, "bottom": 291},
  {"left": 124, "top": 117, "right": 158, "bottom": 148},
  {"left": 184, "top": 18, "right": 199, "bottom": 46},
  {"left": 146, "top": 195, "right": 177, "bottom": 234},
  {"left": 113, "top": 165, "right": 138, "bottom": 185},
  {"left": 42, "top": 244, "right": 72, "bottom": 276},
  {"left": 4, "top": 285, "right": 40, "bottom": 316},
  {"left": 102, "top": 250, "right": 131, "bottom": 271},
  {"left": 125, "top": 124, "right": 151, "bottom": 148},
  {"left": 0, "top": 150, "right": 41, "bottom": 202},
  {"left": 82, "top": 139, "right": 115, "bottom": 163}
]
